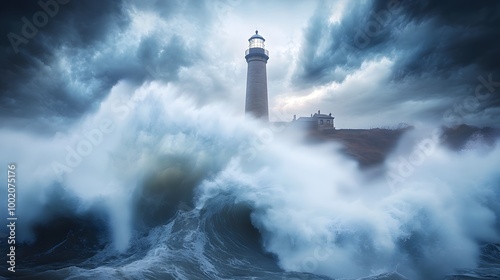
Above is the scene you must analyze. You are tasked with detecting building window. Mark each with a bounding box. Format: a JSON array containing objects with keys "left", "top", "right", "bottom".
[
  {"left": 327, "top": 120, "right": 330, "bottom": 124},
  {"left": 320, "top": 120, "right": 323, "bottom": 125}
]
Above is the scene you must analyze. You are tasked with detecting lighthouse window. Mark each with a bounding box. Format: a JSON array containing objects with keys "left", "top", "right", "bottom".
[{"left": 249, "top": 38, "right": 265, "bottom": 49}]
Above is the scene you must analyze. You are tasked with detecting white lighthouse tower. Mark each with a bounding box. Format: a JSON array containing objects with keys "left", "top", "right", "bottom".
[{"left": 245, "top": 30, "right": 269, "bottom": 121}]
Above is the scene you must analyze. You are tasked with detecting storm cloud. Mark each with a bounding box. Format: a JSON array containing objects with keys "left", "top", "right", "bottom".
[
  {"left": 296, "top": 0, "right": 500, "bottom": 83},
  {"left": 0, "top": 0, "right": 204, "bottom": 133},
  {"left": 291, "top": 0, "right": 500, "bottom": 127},
  {"left": 1, "top": 0, "right": 499, "bottom": 132}
]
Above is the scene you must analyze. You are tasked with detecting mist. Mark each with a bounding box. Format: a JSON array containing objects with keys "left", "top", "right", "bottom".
[
  {"left": 197, "top": 125, "right": 500, "bottom": 279},
  {"left": 1, "top": 80, "right": 499, "bottom": 279}
]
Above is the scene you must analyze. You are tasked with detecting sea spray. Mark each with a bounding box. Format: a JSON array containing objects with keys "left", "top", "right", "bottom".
[
  {"left": 0, "top": 81, "right": 498, "bottom": 279},
  {"left": 0, "top": 81, "right": 257, "bottom": 251},
  {"left": 196, "top": 127, "right": 500, "bottom": 279}
]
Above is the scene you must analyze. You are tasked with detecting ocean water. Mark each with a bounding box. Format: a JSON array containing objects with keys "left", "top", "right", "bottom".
[{"left": 1, "top": 82, "right": 499, "bottom": 280}]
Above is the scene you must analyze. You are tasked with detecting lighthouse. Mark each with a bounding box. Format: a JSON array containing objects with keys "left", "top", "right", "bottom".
[{"left": 245, "top": 30, "right": 269, "bottom": 121}]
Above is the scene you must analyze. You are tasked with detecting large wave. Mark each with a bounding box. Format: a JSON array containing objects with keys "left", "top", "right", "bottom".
[{"left": 1, "top": 81, "right": 499, "bottom": 279}]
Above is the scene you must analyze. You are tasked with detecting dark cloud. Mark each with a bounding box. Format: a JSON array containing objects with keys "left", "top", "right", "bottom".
[
  {"left": 0, "top": 0, "right": 127, "bottom": 132},
  {"left": 293, "top": 0, "right": 500, "bottom": 126},
  {"left": 2, "top": 0, "right": 499, "bottom": 132},
  {"left": 0, "top": 0, "right": 201, "bottom": 133},
  {"left": 388, "top": 0, "right": 500, "bottom": 80},
  {"left": 293, "top": 1, "right": 396, "bottom": 86},
  {"left": 296, "top": 0, "right": 500, "bottom": 84},
  {"left": 137, "top": 34, "right": 196, "bottom": 81}
]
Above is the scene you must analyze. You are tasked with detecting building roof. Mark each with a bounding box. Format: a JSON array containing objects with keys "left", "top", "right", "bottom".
[
  {"left": 313, "top": 113, "right": 334, "bottom": 119},
  {"left": 296, "top": 117, "right": 314, "bottom": 122},
  {"left": 296, "top": 114, "right": 334, "bottom": 122},
  {"left": 293, "top": 110, "right": 334, "bottom": 124}
]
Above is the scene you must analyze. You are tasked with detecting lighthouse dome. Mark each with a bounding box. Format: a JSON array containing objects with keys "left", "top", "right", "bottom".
[
  {"left": 249, "top": 30, "right": 265, "bottom": 42},
  {"left": 248, "top": 30, "right": 266, "bottom": 49}
]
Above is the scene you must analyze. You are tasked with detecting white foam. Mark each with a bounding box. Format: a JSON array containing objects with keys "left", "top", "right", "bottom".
[{"left": 1, "top": 80, "right": 498, "bottom": 279}]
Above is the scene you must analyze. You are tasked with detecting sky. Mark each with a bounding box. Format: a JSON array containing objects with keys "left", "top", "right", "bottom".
[{"left": 1, "top": 0, "right": 499, "bottom": 132}]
